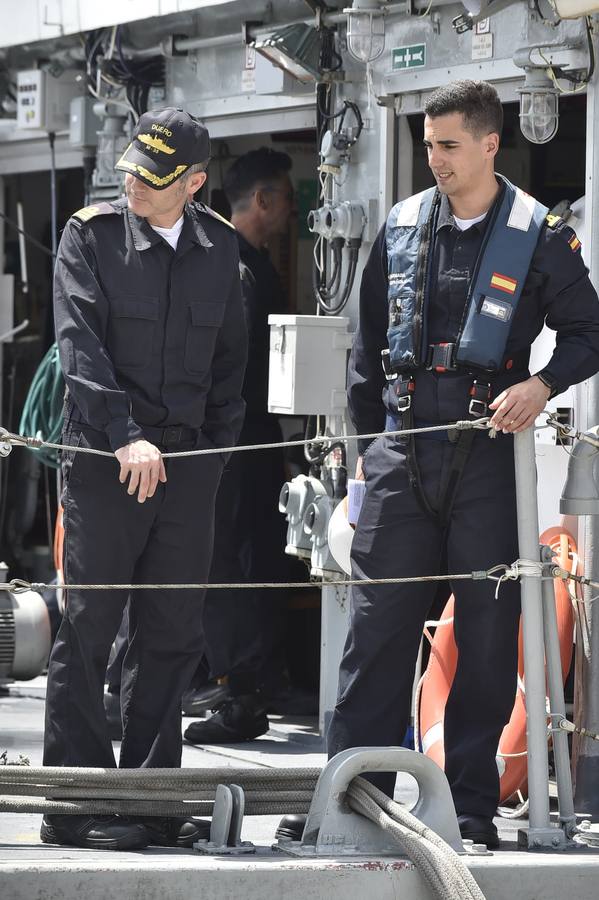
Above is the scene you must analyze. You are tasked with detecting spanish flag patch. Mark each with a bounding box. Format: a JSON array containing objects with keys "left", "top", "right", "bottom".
[
  {"left": 490, "top": 272, "right": 518, "bottom": 295},
  {"left": 568, "top": 234, "right": 581, "bottom": 252}
]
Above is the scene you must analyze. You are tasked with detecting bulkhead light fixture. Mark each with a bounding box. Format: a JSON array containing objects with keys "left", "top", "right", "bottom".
[
  {"left": 517, "top": 68, "right": 559, "bottom": 145},
  {"left": 254, "top": 23, "right": 324, "bottom": 83},
  {"left": 344, "top": 0, "right": 386, "bottom": 64}
]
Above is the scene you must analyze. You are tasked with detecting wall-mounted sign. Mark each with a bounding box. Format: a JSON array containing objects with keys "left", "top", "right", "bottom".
[{"left": 392, "top": 44, "right": 426, "bottom": 71}]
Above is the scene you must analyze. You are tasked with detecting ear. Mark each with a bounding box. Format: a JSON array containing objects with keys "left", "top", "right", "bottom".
[
  {"left": 186, "top": 171, "right": 207, "bottom": 197},
  {"left": 486, "top": 132, "right": 500, "bottom": 158},
  {"left": 254, "top": 188, "right": 269, "bottom": 211}
]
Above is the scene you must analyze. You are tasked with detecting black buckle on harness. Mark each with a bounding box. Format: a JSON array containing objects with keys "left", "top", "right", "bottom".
[
  {"left": 426, "top": 343, "right": 457, "bottom": 373},
  {"left": 469, "top": 380, "right": 491, "bottom": 417},
  {"left": 393, "top": 375, "right": 415, "bottom": 412},
  {"left": 381, "top": 349, "right": 398, "bottom": 382}
]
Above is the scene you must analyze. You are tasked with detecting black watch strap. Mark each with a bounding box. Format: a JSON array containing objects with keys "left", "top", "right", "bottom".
[{"left": 536, "top": 371, "right": 558, "bottom": 399}]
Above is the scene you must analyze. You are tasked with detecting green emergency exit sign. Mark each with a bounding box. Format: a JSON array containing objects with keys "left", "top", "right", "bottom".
[{"left": 392, "top": 44, "right": 426, "bottom": 70}]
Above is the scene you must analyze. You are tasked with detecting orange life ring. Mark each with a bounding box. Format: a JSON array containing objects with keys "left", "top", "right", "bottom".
[
  {"left": 418, "top": 526, "right": 576, "bottom": 803},
  {"left": 54, "top": 504, "right": 65, "bottom": 611}
]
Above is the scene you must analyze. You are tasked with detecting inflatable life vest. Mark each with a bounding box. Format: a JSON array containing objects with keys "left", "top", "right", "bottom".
[
  {"left": 385, "top": 176, "right": 548, "bottom": 375},
  {"left": 419, "top": 526, "right": 576, "bottom": 803}
]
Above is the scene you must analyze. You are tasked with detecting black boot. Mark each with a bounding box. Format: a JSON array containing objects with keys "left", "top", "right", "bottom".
[
  {"left": 181, "top": 682, "right": 231, "bottom": 717},
  {"left": 135, "top": 816, "right": 211, "bottom": 847},
  {"left": 183, "top": 694, "right": 269, "bottom": 744},
  {"left": 275, "top": 814, "right": 307, "bottom": 842},
  {"left": 458, "top": 815, "right": 500, "bottom": 849},
  {"left": 40, "top": 815, "right": 148, "bottom": 850}
]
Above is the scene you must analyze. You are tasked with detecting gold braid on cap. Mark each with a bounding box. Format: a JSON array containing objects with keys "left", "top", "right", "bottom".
[{"left": 117, "top": 158, "right": 188, "bottom": 187}]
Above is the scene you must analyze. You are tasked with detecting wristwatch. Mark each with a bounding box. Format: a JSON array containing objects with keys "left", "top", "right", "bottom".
[{"left": 535, "top": 371, "right": 559, "bottom": 399}]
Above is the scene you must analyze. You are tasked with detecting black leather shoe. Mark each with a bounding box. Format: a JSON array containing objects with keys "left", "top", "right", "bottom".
[
  {"left": 458, "top": 814, "right": 500, "bottom": 849},
  {"left": 183, "top": 695, "right": 269, "bottom": 744},
  {"left": 40, "top": 814, "right": 148, "bottom": 850},
  {"left": 275, "top": 814, "right": 307, "bottom": 842},
  {"left": 135, "top": 816, "right": 211, "bottom": 848},
  {"left": 181, "top": 683, "right": 231, "bottom": 717}
]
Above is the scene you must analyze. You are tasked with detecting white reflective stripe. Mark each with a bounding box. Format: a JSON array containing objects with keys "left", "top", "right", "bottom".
[
  {"left": 421, "top": 720, "right": 443, "bottom": 755},
  {"left": 394, "top": 190, "right": 426, "bottom": 227},
  {"left": 496, "top": 755, "right": 507, "bottom": 778},
  {"left": 507, "top": 188, "right": 536, "bottom": 232}
]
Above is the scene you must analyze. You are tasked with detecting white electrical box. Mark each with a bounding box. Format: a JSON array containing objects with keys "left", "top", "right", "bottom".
[
  {"left": 17, "top": 70, "right": 81, "bottom": 131},
  {"left": 268, "top": 315, "right": 353, "bottom": 416}
]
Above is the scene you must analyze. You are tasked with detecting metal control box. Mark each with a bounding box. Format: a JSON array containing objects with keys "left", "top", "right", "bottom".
[
  {"left": 17, "top": 70, "right": 80, "bottom": 131},
  {"left": 267, "top": 315, "right": 352, "bottom": 416}
]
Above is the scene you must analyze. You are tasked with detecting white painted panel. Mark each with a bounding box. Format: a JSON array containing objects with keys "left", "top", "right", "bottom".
[
  {"left": 0, "top": 0, "right": 240, "bottom": 47},
  {"left": 77, "top": 0, "right": 237, "bottom": 30},
  {"left": 78, "top": 1, "right": 161, "bottom": 31},
  {"left": 0, "top": 132, "right": 83, "bottom": 174},
  {"left": 3, "top": 3, "right": 46, "bottom": 46},
  {"left": 0, "top": 0, "right": 79, "bottom": 46},
  {"left": 161, "top": 0, "right": 238, "bottom": 9},
  {"left": 42, "top": 0, "right": 81, "bottom": 37}
]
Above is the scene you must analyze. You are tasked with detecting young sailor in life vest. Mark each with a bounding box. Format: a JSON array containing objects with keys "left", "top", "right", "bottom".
[{"left": 315, "top": 80, "right": 599, "bottom": 850}]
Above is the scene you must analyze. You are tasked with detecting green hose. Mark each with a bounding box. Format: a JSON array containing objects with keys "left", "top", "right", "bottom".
[{"left": 18, "top": 343, "right": 64, "bottom": 469}]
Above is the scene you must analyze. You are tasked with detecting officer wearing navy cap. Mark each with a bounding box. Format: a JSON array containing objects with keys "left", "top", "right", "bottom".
[
  {"left": 321, "top": 81, "right": 599, "bottom": 849},
  {"left": 42, "top": 108, "right": 247, "bottom": 851}
]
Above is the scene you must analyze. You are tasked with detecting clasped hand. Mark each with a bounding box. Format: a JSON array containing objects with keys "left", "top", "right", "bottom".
[
  {"left": 488, "top": 375, "right": 551, "bottom": 434},
  {"left": 115, "top": 439, "right": 167, "bottom": 503}
]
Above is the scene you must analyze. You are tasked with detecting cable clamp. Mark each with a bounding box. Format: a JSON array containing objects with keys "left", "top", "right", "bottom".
[
  {"left": 0, "top": 427, "right": 39, "bottom": 449},
  {"left": 453, "top": 417, "right": 490, "bottom": 432},
  {"left": 1, "top": 579, "right": 32, "bottom": 594},
  {"left": 558, "top": 717, "right": 599, "bottom": 742},
  {"left": 488, "top": 559, "right": 544, "bottom": 600},
  {"left": 513, "top": 558, "right": 544, "bottom": 579},
  {"left": 546, "top": 412, "right": 599, "bottom": 449}
]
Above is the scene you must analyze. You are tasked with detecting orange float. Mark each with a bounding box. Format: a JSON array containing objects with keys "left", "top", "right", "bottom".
[
  {"left": 54, "top": 504, "right": 65, "bottom": 611},
  {"left": 418, "top": 526, "right": 576, "bottom": 803}
]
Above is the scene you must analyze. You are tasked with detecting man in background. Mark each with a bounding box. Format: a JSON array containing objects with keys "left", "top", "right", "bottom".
[{"left": 184, "top": 147, "right": 297, "bottom": 744}]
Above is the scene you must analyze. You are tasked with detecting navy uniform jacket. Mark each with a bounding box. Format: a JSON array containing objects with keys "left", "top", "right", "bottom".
[
  {"left": 349, "top": 189, "right": 599, "bottom": 454},
  {"left": 54, "top": 198, "right": 248, "bottom": 452},
  {"left": 237, "top": 231, "right": 286, "bottom": 419}
]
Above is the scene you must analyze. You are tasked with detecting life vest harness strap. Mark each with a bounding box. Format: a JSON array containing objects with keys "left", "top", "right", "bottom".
[{"left": 385, "top": 375, "right": 492, "bottom": 524}]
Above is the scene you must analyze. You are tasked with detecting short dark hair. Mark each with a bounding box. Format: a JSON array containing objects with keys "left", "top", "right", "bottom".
[
  {"left": 223, "top": 146, "right": 292, "bottom": 212},
  {"left": 424, "top": 80, "right": 503, "bottom": 139}
]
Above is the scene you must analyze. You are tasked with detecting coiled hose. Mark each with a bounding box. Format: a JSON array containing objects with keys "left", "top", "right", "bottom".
[{"left": 18, "top": 343, "right": 64, "bottom": 469}]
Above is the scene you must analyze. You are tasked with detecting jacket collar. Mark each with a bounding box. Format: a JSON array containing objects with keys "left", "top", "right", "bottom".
[
  {"left": 435, "top": 182, "right": 504, "bottom": 235},
  {"left": 126, "top": 203, "right": 214, "bottom": 252},
  {"left": 183, "top": 203, "right": 214, "bottom": 250},
  {"left": 126, "top": 208, "right": 162, "bottom": 251}
]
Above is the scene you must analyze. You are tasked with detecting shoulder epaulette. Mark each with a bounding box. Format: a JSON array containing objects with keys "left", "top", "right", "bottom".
[
  {"left": 71, "top": 202, "right": 120, "bottom": 225},
  {"left": 198, "top": 203, "right": 235, "bottom": 230},
  {"left": 545, "top": 213, "right": 563, "bottom": 230},
  {"left": 545, "top": 213, "right": 582, "bottom": 253}
]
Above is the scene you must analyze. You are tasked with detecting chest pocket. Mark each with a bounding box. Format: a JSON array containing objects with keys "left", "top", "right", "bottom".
[
  {"left": 184, "top": 301, "right": 225, "bottom": 375},
  {"left": 108, "top": 296, "right": 158, "bottom": 369}
]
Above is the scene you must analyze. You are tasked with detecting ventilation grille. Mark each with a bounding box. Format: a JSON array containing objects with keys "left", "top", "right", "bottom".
[{"left": 0, "top": 599, "right": 15, "bottom": 675}]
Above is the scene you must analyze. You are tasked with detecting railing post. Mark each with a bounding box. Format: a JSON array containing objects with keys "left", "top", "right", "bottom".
[{"left": 514, "top": 428, "right": 564, "bottom": 849}]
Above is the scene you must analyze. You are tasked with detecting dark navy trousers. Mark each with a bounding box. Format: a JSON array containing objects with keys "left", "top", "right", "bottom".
[
  {"left": 327, "top": 431, "right": 521, "bottom": 819},
  {"left": 43, "top": 425, "right": 223, "bottom": 769}
]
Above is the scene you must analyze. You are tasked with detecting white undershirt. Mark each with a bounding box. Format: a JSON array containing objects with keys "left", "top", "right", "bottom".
[
  {"left": 150, "top": 215, "right": 184, "bottom": 250},
  {"left": 453, "top": 212, "right": 487, "bottom": 232}
]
